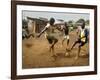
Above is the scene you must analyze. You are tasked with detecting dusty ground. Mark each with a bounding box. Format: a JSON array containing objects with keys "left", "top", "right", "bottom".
[{"left": 22, "top": 30, "right": 89, "bottom": 69}]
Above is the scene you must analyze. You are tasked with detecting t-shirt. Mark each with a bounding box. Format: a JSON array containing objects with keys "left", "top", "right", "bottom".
[
  {"left": 80, "top": 28, "right": 89, "bottom": 42},
  {"left": 45, "top": 23, "right": 56, "bottom": 37},
  {"left": 80, "top": 29, "right": 86, "bottom": 42}
]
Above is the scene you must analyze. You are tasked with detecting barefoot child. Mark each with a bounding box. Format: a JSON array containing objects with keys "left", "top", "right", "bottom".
[
  {"left": 37, "top": 18, "right": 58, "bottom": 56},
  {"left": 61, "top": 22, "right": 70, "bottom": 56},
  {"left": 70, "top": 21, "right": 89, "bottom": 59}
]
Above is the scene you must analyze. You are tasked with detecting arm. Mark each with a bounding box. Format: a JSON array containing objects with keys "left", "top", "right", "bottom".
[
  {"left": 37, "top": 23, "right": 49, "bottom": 37},
  {"left": 54, "top": 24, "right": 64, "bottom": 31},
  {"left": 37, "top": 27, "right": 48, "bottom": 37},
  {"left": 56, "top": 26, "right": 63, "bottom": 31}
]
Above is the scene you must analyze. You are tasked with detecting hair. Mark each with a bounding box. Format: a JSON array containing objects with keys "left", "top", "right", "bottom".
[{"left": 49, "top": 18, "right": 55, "bottom": 25}]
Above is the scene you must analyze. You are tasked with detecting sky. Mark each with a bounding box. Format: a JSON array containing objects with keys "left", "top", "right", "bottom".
[{"left": 22, "top": 10, "right": 90, "bottom": 22}]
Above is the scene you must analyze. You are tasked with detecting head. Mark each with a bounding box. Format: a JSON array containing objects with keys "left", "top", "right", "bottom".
[
  {"left": 81, "top": 21, "right": 85, "bottom": 29},
  {"left": 65, "top": 22, "right": 68, "bottom": 26},
  {"left": 49, "top": 18, "right": 55, "bottom": 25},
  {"left": 64, "top": 22, "right": 68, "bottom": 28}
]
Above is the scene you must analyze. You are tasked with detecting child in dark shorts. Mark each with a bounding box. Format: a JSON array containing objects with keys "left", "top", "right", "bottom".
[
  {"left": 37, "top": 18, "right": 58, "bottom": 57},
  {"left": 70, "top": 21, "right": 89, "bottom": 59},
  {"left": 62, "top": 22, "right": 69, "bottom": 47},
  {"left": 61, "top": 22, "right": 70, "bottom": 56}
]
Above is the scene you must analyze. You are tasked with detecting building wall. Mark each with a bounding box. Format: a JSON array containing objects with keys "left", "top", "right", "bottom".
[{"left": 28, "top": 18, "right": 47, "bottom": 33}]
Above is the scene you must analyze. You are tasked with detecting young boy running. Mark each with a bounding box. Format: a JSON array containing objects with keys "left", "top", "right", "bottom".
[
  {"left": 70, "top": 21, "right": 89, "bottom": 59},
  {"left": 61, "top": 22, "right": 70, "bottom": 56},
  {"left": 37, "top": 18, "right": 58, "bottom": 57}
]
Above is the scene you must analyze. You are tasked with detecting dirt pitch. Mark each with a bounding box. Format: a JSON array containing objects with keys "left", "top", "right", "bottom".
[{"left": 22, "top": 30, "right": 89, "bottom": 69}]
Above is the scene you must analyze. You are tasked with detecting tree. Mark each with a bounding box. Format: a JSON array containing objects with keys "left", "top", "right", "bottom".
[
  {"left": 85, "top": 20, "right": 89, "bottom": 26},
  {"left": 22, "top": 19, "right": 28, "bottom": 28},
  {"left": 68, "top": 20, "right": 74, "bottom": 27},
  {"left": 76, "top": 18, "right": 85, "bottom": 24}
]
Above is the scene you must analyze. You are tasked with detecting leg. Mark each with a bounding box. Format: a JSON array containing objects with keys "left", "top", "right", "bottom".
[
  {"left": 62, "top": 35, "right": 67, "bottom": 46},
  {"left": 67, "top": 39, "right": 69, "bottom": 46},
  {"left": 50, "top": 38, "right": 58, "bottom": 56},
  {"left": 62, "top": 35, "right": 69, "bottom": 49},
  {"left": 70, "top": 40, "right": 79, "bottom": 50},
  {"left": 47, "top": 38, "right": 53, "bottom": 52},
  {"left": 47, "top": 36, "right": 57, "bottom": 56},
  {"left": 32, "top": 33, "right": 34, "bottom": 38},
  {"left": 75, "top": 42, "right": 86, "bottom": 59},
  {"left": 65, "top": 39, "right": 70, "bottom": 57},
  {"left": 66, "top": 35, "right": 70, "bottom": 46},
  {"left": 75, "top": 44, "right": 81, "bottom": 59},
  {"left": 66, "top": 39, "right": 69, "bottom": 50},
  {"left": 62, "top": 38, "right": 66, "bottom": 46}
]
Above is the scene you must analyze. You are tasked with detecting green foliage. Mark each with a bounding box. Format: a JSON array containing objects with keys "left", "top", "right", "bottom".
[
  {"left": 22, "top": 19, "right": 28, "bottom": 28},
  {"left": 85, "top": 20, "right": 89, "bottom": 26},
  {"left": 68, "top": 20, "right": 74, "bottom": 27},
  {"left": 76, "top": 18, "right": 85, "bottom": 23}
]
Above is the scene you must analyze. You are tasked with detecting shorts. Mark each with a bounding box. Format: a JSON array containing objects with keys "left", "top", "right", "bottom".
[
  {"left": 77, "top": 38, "right": 87, "bottom": 46},
  {"left": 64, "top": 35, "right": 69, "bottom": 40},
  {"left": 46, "top": 36, "right": 58, "bottom": 44}
]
